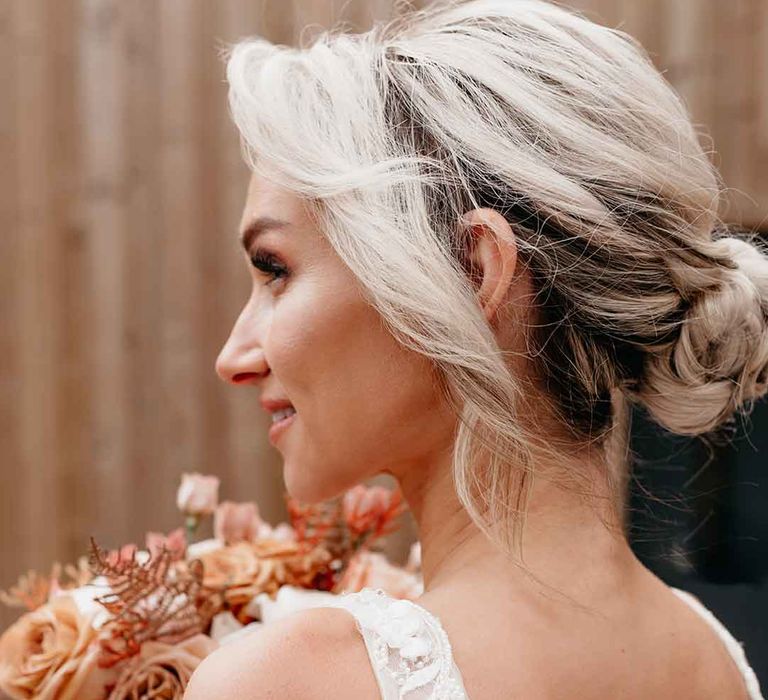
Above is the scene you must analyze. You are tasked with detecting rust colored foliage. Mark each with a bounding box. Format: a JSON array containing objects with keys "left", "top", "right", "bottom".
[
  {"left": 88, "top": 539, "right": 208, "bottom": 668},
  {"left": 285, "top": 494, "right": 344, "bottom": 548},
  {"left": 285, "top": 486, "right": 409, "bottom": 591},
  {"left": 0, "top": 558, "right": 93, "bottom": 612}
]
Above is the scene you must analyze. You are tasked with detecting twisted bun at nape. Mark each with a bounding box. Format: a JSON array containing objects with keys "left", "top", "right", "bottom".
[{"left": 634, "top": 233, "right": 768, "bottom": 436}]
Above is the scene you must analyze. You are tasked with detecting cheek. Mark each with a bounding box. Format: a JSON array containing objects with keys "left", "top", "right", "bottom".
[{"left": 267, "top": 279, "right": 451, "bottom": 469}]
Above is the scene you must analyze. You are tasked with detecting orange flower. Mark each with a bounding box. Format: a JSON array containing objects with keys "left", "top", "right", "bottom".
[
  {"left": 0, "top": 595, "right": 118, "bottom": 699},
  {"left": 214, "top": 502, "right": 263, "bottom": 545},
  {"left": 108, "top": 633, "right": 217, "bottom": 699}
]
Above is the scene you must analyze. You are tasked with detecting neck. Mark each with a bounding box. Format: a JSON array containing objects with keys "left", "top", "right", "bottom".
[{"left": 396, "top": 445, "right": 645, "bottom": 607}]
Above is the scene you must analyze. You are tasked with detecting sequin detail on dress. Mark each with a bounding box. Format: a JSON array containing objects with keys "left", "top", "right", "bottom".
[{"left": 325, "top": 587, "right": 469, "bottom": 700}]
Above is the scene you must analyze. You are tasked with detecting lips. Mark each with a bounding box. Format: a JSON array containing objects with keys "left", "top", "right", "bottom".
[
  {"left": 270, "top": 406, "right": 296, "bottom": 423},
  {"left": 260, "top": 398, "right": 295, "bottom": 414},
  {"left": 268, "top": 410, "right": 296, "bottom": 445}
]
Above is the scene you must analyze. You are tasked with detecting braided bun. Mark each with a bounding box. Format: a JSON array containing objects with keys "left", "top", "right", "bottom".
[{"left": 637, "top": 235, "right": 768, "bottom": 435}]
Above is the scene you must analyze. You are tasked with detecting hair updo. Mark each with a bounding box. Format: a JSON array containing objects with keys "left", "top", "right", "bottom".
[{"left": 223, "top": 0, "right": 768, "bottom": 561}]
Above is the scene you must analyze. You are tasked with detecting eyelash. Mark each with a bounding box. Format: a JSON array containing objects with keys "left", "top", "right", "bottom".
[{"left": 250, "top": 249, "right": 289, "bottom": 286}]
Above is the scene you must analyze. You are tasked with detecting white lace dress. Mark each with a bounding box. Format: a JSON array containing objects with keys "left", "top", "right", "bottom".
[
  {"left": 324, "top": 587, "right": 468, "bottom": 699},
  {"left": 321, "top": 585, "right": 764, "bottom": 700}
]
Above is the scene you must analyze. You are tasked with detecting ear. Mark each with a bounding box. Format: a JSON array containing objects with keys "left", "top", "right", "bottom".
[{"left": 460, "top": 208, "right": 518, "bottom": 324}]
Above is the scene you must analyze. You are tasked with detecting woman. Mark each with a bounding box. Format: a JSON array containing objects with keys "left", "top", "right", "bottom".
[{"left": 186, "top": 0, "right": 766, "bottom": 697}]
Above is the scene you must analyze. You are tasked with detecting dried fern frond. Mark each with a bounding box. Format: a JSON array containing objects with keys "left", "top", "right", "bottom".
[
  {"left": 62, "top": 555, "right": 95, "bottom": 588},
  {"left": 88, "top": 538, "right": 207, "bottom": 667},
  {"left": 0, "top": 554, "right": 97, "bottom": 612}
]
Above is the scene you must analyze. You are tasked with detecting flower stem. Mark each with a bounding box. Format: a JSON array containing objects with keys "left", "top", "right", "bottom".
[{"left": 185, "top": 514, "right": 200, "bottom": 544}]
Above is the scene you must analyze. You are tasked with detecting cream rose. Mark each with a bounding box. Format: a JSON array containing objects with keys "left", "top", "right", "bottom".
[
  {"left": 0, "top": 595, "right": 117, "bottom": 699},
  {"left": 176, "top": 473, "right": 220, "bottom": 516}
]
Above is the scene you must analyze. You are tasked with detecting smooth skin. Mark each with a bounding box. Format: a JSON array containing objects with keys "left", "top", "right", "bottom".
[{"left": 185, "top": 172, "right": 749, "bottom": 699}]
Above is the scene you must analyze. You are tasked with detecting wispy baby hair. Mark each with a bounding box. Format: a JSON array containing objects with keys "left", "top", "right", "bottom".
[{"left": 223, "top": 0, "right": 768, "bottom": 564}]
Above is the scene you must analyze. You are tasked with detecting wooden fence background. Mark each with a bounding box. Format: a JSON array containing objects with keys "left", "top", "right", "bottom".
[{"left": 1, "top": 0, "right": 766, "bottom": 629}]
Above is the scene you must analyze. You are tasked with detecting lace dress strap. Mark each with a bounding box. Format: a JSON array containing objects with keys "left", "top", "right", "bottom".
[
  {"left": 322, "top": 587, "right": 469, "bottom": 700},
  {"left": 670, "top": 587, "right": 764, "bottom": 700}
]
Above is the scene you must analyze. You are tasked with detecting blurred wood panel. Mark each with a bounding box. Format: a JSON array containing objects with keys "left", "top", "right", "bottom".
[{"left": 1, "top": 0, "right": 766, "bottom": 632}]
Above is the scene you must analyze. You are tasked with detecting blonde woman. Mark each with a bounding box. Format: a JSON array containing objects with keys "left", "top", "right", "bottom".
[{"left": 186, "top": 1, "right": 766, "bottom": 697}]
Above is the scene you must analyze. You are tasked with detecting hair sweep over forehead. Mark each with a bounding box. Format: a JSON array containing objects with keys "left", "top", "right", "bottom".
[{"left": 222, "top": 0, "right": 768, "bottom": 569}]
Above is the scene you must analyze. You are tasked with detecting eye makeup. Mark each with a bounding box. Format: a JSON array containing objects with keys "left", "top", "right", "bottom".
[{"left": 250, "top": 247, "right": 290, "bottom": 285}]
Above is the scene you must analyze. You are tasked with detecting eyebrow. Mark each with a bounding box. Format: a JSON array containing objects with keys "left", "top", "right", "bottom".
[{"left": 238, "top": 216, "right": 290, "bottom": 252}]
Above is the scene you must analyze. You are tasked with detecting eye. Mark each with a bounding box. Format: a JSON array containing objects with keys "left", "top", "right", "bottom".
[{"left": 249, "top": 248, "right": 289, "bottom": 286}]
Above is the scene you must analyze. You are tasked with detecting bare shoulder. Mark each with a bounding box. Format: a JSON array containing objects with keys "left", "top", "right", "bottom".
[{"left": 184, "top": 606, "right": 379, "bottom": 700}]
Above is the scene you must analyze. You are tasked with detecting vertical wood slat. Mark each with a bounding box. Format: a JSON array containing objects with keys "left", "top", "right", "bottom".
[
  {"left": 121, "top": 0, "right": 165, "bottom": 536},
  {"left": 157, "top": 0, "right": 205, "bottom": 498},
  {"left": 198, "top": 1, "right": 235, "bottom": 500},
  {"left": 217, "top": 0, "right": 287, "bottom": 525},
  {"left": 1, "top": 0, "right": 767, "bottom": 634},
  {"left": 716, "top": 0, "right": 763, "bottom": 224},
  {"left": 79, "top": 0, "right": 130, "bottom": 548},
  {"left": 0, "top": 0, "right": 22, "bottom": 632},
  {"left": 759, "top": 1, "right": 768, "bottom": 229},
  {"left": 15, "top": 0, "right": 63, "bottom": 568},
  {"left": 51, "top": 0, "right": 87, "bottom": 562}
]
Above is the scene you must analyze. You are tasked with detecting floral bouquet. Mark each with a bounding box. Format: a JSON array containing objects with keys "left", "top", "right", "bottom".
[{"left": 0, "top": 474, "right": 423, "bottom": 699}]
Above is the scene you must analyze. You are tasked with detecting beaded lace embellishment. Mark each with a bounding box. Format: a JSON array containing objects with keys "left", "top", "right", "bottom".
[{"left": 333, "top": 587, "right": 468, "bottom": 699}]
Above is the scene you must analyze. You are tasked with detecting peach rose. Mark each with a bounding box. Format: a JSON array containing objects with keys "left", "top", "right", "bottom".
[
  {"left": 108, "top": 633, "right": 217, "bottom": 699},
  {"left": 338, "top": 549, "right": 423, "bottom": 600},
  {"left": 0, "top": 595, "right": 117, "bottom": 699},
  {"left": 213, "top": 502, "right": 263, "bottom": 545},
  {"left": 195, "top": 541, "right": 333, "bottom": 619},
  {"left": 197, "top": 542, "right": 260, "bottom": 590},
  {"left": 176, "top": 473, "right": 219, "bottom": 516}
]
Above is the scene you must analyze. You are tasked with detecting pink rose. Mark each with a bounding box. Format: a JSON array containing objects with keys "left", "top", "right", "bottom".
[
  {"left": 145, "top": 528, "right": 187, "bottom": 561},
  {"left": 105, "top": 543, "right": 138, "bottom": 567},
  {"left": 176, "top": 473, "right": 219, "bottom": 516},
  {"left": 256, "top": 521, "right": 296, "bottom": 542},
  {"left": 213, "top": 502, "right": 262, "bottom": 545},
  {"left": 342, "top": 484, "right": 404, "bottom": 538},
  {"left": 338, "top": 550, "right": 423, "bottom": 600},
  {"left": 343, "top": 485, "right": 390, "bottom": 520}
]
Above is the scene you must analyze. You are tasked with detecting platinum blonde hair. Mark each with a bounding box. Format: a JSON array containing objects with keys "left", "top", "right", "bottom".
[{"left": 223, "top": 0, "right": 768, "bottom": 565}]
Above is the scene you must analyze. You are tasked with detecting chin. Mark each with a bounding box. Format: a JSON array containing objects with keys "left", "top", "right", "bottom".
[
  {"left": 282, "top": 463, "right": 345, "bottom": 505},
  {"left": 283, "top": 454, "right": 369, "bottom": 505}
]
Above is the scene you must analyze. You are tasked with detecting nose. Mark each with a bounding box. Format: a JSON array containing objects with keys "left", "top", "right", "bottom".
[{"left": 215, "top": 302, "right": 269, "bottom": 386}]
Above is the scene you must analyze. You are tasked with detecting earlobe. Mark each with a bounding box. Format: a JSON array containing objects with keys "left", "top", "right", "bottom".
[{"left": 461, "top": 209, "right": 518, "bottom": 324}]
